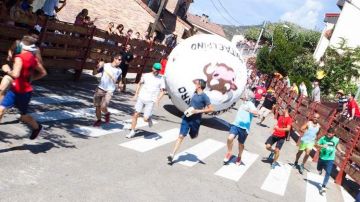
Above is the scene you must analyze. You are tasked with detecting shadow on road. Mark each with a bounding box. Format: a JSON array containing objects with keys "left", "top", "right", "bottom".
[{"left": 0, "top": 142, "right": 58, "bottom": 154}]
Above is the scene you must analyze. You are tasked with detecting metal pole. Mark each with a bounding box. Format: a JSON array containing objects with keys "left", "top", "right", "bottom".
[
  {"left": 150, "top": 0, "right": 168, "bottom": 36},
  {"left": 253, "top": 21, "right": 266, "bottom": 54}
]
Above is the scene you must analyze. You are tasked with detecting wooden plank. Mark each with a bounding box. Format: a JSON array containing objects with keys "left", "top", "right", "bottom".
[
  {"left": 42, "top": 48, "right": 84, "bottom": 58},
  {"left": 90, "top": 41, "right": 120, "bottom": 53},
  {"left": 88, "top": 52, "right": 112, "bottom": 62},
  {"left": 43, "top": 33, "right": 90, "bottom": 48},
  {"left": 0, "top": 25, "right": 27, "bottom": 39},
  {"left": 45, "top": 21, "right": 90, "bottom": 35},
  {"left": 43, "top": 58, "right": 82, "bottom": 69}
]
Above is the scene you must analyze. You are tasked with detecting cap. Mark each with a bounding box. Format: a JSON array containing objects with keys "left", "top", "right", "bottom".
[
  {"left": 337, "top": 90, "right": 344, "bottom": 95},
  {"left": 153, "top": 63, "right": 162, "bottom": 70}
]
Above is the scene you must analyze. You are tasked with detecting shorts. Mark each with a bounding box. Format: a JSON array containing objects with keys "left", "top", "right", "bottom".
[
  {"left": 299, "top": 141, "right": 315, "bottom": 151},
  {"left": 254, "top": 100, "right": 261, "bottom": 107},
  {"left": 265, "top": 135, "right": 285, "bottom": 150},
  {"left": 229, "top": 125, "right": 248, "bottom": 144},
  {"left": 259, "top": 107, "right": 271, "bottom": 118},
  {"left": 134, "top": 98, "right": 154, "bottom": 118},
  {"left": 1, "top": 90, "right": 32, "bottom": 115},
  {"left": 93, "top": 88, "right": 112, "bottom": 108},
  {"left": 180, "top": 116, "right": 201, "bottom": 138}
]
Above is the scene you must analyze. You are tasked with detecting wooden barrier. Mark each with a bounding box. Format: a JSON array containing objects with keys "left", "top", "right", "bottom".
[
  {"left": 0, "top": 15, "right": 171, "bottom": 82},
  {"left": 270, "top": 78, "right": 360, "bottom": 185}
]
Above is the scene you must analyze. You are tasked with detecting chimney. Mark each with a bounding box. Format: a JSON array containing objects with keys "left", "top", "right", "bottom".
[{"left": 200, "top": 14, "right": 209, "bottom": 23}]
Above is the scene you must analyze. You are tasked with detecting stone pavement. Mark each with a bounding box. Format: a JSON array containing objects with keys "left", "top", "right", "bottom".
[{"left": 0, "top": 72, "right": 356, "bottom": 202}]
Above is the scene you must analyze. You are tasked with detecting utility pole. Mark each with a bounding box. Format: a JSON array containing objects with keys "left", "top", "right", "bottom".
[
  {"left": 150, "top": 0, "right": 168, "bottom": 36},
  {"left": 253, "top": 21, "right": 267, "bottom": 54}
]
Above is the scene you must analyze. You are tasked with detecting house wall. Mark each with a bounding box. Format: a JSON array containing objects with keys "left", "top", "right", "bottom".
[{"left": 313, "top": 23, "right": 335, "bottom": 62}]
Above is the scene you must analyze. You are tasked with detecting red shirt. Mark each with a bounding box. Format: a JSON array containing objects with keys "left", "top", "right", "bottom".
[
  {"left": 160, "top": 58, "right": 167, "bottom": 76},
  {"left": 255, "top": 86, "right": 266, "bottom": 100},
  {"left": 348, "top": 99, "right": 360, "bottom": 117},
  {"left": 12, "top": 52, "right": 37, "bottom": 93},
  {"left": 273, "top": 116, "right": 292, "bottom": 138}
]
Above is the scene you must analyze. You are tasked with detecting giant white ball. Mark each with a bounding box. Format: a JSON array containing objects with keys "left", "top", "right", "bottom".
[{"left": 165, "top": 34, "right": 247, "bottom": 116}]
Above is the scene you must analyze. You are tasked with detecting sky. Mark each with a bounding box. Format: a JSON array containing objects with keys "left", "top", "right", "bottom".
[{"left": 189, "top": 0, "right": 340, "bottom": 30}]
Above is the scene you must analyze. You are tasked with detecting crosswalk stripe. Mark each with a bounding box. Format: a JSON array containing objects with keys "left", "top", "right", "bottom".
[
  {"left": 71, "top": 119, "right": 157, "bottom": 137},
  {"left": 120, "top": 128, "right": 179, "bottom": 152},
  {"left": 306, "top": 172, "right": 327, "bottom": 202},
  {"left": 214, "top": 151, "right": 258, "bottom": 181},
  {"left": 341, "top": 186, "right": 354, "bottom": 202},
  {"left": 31, "top": 107, "right": 122, "bottom": 122},
  {"left": 260, "top": 162, "right": 292, "bottom": 196},
  {"left": 31, "top": 95, "right": 81, "bottom": 105},
  {"left": 174, "top": 139, "right": 225, "bottom": 167}
]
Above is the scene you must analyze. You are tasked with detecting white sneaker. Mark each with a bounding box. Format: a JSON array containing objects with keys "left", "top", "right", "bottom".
[
  {"left": 148, "top": 118, "right": 153, "bottom": 128},
  {"left": 319, "top": 187, "right": 326, "bottom": 195},
  {"left": 126, "top": 130, "right": 135, "bottom": 138}
]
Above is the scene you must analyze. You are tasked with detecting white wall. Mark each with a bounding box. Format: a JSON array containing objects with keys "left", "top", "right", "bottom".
[
  {"left": 329, "top": 0, "right": 360, "bottom": 49},
  {"left": 313, "top": 23, "right": 335, "bottom": 61}
]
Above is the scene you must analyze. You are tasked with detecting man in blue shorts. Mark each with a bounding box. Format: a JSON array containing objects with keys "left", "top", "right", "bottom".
[
  {"left": 223, "top": 89, "right": 258, "bottom": 165},
  {"left": 167, "top": 79, "right": 214, "bottom": 164}
]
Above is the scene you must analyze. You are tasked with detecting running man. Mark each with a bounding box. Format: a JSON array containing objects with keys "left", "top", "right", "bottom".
[
  {"left": 167, "top": 79, "right": 214, "bottom": 164},
  {"left": 0, "top": 35, "right": 47, "bottom": 139},
  {"left": 265, "top": 106, "right": 292, "bottom": 169},
  {"left": 258, "top": 89, "right": 276, "bottom": 125},
  {"left": 315, "top": 127, "right": 344, "bottom": 195},
  {"left": 126, "top": 63, "right": 165, "bottom": 138},
  {"left": 93, "top": 55, "right": 122, "bottom": 127},
  {"left": 223, "top": 89, "right": 258, "bottom": 165},
  {"left": 293, "top": 113, "right": 321, "bottom": 174}
]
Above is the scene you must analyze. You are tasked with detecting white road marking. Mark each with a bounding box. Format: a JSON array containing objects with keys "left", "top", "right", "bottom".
[
  {"left": 260, "top": 162, "right": 292, "bottom": 196},
  {"left": 31, "top": 95, "right": 80, "bottom": 105},
  {"left": 306, "top": 172, "right": 327, "bottom": 202}
]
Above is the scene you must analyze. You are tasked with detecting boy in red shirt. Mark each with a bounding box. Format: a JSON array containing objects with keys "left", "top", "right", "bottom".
[
  {"left": 347, "top": 93, "right": 360, "bottom": 120},
  {"left": 265, "top": 107, "right": 292, "bottom": 169}
]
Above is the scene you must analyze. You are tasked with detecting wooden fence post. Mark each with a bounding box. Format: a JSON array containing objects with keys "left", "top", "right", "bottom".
[
  {"left": 335, "top": 126, "right": 360, "bottom": 184},
  {"left": 75, "top": 26, "right": 96, "bottom": 81},
  {"left": 135, "top": 41, "right": 153, "bottom": 83}
]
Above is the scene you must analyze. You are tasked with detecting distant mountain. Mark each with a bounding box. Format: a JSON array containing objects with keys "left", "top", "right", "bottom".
[{"left": 221, "top": 24, "right": 261, "bottom": 40}]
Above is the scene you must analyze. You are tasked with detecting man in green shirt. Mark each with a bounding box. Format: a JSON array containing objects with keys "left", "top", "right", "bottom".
[{"left": 315, "top": 127, "right": 344, "bottom": 195}]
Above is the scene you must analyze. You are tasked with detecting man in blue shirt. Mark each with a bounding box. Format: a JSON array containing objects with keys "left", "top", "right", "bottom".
[
  {"left": 223, "top": 90, "right": 258, "bottom": 165},
  {"left": 167, "top": 79, "right": 214, "bottom": 164}
]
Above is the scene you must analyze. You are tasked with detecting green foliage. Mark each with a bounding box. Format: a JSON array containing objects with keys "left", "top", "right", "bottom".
[{"left": 320, "top": 38, "right": 360, "bottom": 96}]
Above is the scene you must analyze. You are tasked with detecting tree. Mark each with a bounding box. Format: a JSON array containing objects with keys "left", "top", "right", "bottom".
[{"left": 320, "top": 39, "right": 360, "bottom": 96}]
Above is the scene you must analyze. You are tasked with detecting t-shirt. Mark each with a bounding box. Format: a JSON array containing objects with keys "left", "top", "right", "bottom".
[
  {"left": 138, "top": 73, "right": 165, "bottom": 102},
  {"left": 348, "top": 99, "right": 360, "bottom": 117},
  {"left": 337, "top": 96, "right": 348, "bottom": 112},
  {"left": 42, "top": 0, "right": 59, "bottom": 16},
  {"left": 273, "top": 116, "right": 292, "bottom": 138},
  {"left": 318, "top": 136, "right": 339, "bottom": 161},
  {"left": 189, "top": 92, "right": 211, "bottom": 119},
  {"left": 301, "top": 121, "right": 320, "bottom": 143},
  {"left": 233, "top": 101, "right": 257, "bottom": 133},
  {"left": 119, "top": 51, "right": 134, "bottom": 70},
  {"left": 12, "top": 52, "right": 38, "bottom": 93},
  {"left": 159, "top": 58, "right": 167, "bottom": 75},
  {"left": 98, "top": 63, "right": 122, "bottom": 93},
  {"left": 311, "top": 86, "right": 321, "bottom": 102},
  {"left": 262, "top": 93, "right": 276, "bottom": 110},
  {"left": 255, "top": 86, "right": 266, "bottom": 100},
  {"left": 299, "top": 84, "right": 308, "bottom": 97}
]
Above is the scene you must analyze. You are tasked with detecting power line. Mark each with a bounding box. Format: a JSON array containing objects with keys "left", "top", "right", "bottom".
[
  {"left": 209, "top": 0, "right": 235, "bottom": 25},
  {"left": 215, "top": 0, "right": 242, "bottom": 25}
]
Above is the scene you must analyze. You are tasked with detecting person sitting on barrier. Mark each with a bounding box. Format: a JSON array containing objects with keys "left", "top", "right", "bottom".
[
  {"left": 74, "top": 9, "right": 88, "bottom": 26},
  {"left": 315, "top": 127, "right": 344, "bottom": 195},
  {"left": 293, "top": 113, "right": 321, "bottom": 174},
  {"left": 41, "top": 0, "right": 66, "bottom": 19},
  {"left": 336, "top": 90, "right": 348, "bottom": 115},
  {"left": 299, "top": 81, "right": 308, "bottom": 98},
  {"left": 126, "top": 29, "right": 133, "bottom": 39},
  {"left": 0, "top": 35, "right": 47, "bottom": 139},
  {"left": 114, "top": 24, "right": 124, "bottom": 36},
  {"left": 135, "top": 32, "right": 142, "bottom": 40},
  {"left": 347, "top": 93, "right": 360, "bottom": 121}
]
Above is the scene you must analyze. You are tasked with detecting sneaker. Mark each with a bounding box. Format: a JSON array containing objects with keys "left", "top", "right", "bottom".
[
  {"left": 271, "top": 161, "right": 279, "bottom": 169},
  {"left": 126, "top": 130, "right": 136, "bottom": 139},
  {"left": 223, "top": 152, "right": 232, "bottom": 164},
  {"left": 167, "top": 155, "right": 174, "bottom": 163},
  {"left": 30, "top": 124, "right": 43, "bottom": 140},
  {"left": 105, "top": 113, "right": 110, "bottom": 123},
  {"left": 318, "top": 170, "right": 323, "bottom": 175},
  {"left": 93, "top": 120, "right": 102, "bottom": 127},
  {"left": 148, "top": 118, "right": 153, "bottom": 128},
  {"left": 292, "top": 161, "right": 298, "bottom": 168},
  {"left": 319, "top": 187, "right": 326, "bottom": 195},
  {"left": 299, "top": 164, "right": 305, "bottom": 174},
  {"left": 268, "top": 151, "right": 275, "bottom": 161},
  {"left": 235, "top": 156, "right": 242, "bottom": 165}
]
